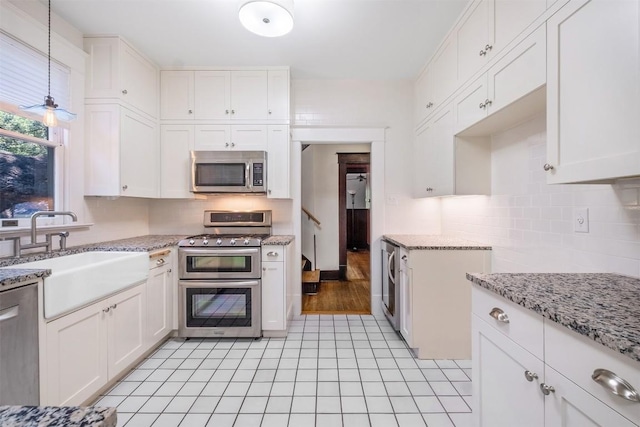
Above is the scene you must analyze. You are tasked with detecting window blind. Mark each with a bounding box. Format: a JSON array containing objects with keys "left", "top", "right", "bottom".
[{"left": 0, "top": 32, "right": 70, "bottom": 109}]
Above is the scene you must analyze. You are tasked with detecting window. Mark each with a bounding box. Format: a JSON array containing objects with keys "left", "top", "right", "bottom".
[
  {"left": 0, "top": 32, "right": 69, "bottom": 223},
  {"left": 0, "top": 110, "right": 59, "bottom": 218}
]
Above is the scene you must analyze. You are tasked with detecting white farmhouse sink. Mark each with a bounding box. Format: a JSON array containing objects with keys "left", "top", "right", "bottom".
[{"left": 3, "top": 251, "right": 148, "bottom": 319}]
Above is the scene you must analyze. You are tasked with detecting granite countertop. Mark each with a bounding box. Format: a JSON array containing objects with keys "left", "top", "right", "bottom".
[
  {"left": 0, "top": 406, "right": 116, "bottom": 427},
  {"left": 383, "top": 234, "right": 492, "bottom": 250},
  {"left": 467, "top": 272, "right": 640, "bottom": 363},
  {"left": 263, "top": 235, "right": 295, "bottom": 245},
  {"left": 0, "top": 269, "right": 51, "bottom": 288}
]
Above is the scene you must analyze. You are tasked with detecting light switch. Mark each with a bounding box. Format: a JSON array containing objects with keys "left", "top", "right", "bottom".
[{"left": 574, "top": 208, "right": 589, "bottom": 233}]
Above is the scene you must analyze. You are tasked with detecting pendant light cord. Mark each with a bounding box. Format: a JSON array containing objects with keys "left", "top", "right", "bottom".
[{"left": 47, "top": 0, "right": 51, "bottom": 99}]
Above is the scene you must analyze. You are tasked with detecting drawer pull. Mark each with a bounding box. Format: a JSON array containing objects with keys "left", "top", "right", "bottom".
[
  {"left": 489, "top": 307, "right": 510, "bottom": 323},
  {"left": 524, "top": 370, "right": 538, "bottom": 382},
  {"left": 267, "top": 251, "right": 279, "bottom": 257},
  {"left": 592, "top": 369, "right": 640, "bottom": 403}
]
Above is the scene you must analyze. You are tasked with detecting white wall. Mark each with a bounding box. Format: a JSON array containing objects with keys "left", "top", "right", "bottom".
[
  {"left": 441, "top": 114, "right": 640, "bottom": 277},
  {"left": 293, "top": 79, "right": 441, "bottom": 235}
]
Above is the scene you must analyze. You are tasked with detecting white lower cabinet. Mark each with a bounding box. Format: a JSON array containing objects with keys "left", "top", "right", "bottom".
[
  {"left": 472, "top": 285, "right": 640, "bottom": 427},
  {"left": 261, "top": 244, "right": 293, "bottom": 335},
  {"left": 473, "top": 313, "right": 545, "bottom": 427},
  {"left": 146, "top": 250, "right": 174, "bottom": 348},
  {"left": 398, "top": 248, "right": 412, "bottom": 346},
  {"left": 44, "top": 283, "right": 146, "bottom": 406}
]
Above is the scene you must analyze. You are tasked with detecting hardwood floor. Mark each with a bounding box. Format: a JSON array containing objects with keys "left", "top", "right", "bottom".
[{"left": 302, "top": 249, "right": 371, "bottom": 314}]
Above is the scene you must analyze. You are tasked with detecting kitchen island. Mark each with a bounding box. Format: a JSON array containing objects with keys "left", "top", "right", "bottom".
[
  {"left": 0, "top": 405, "right": 116, "bottom": 427},
  {"left": 468, "top": 272, "right": 640, "bottom": 426}
]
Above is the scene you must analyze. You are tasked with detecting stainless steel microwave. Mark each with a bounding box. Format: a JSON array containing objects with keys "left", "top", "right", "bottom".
[{"left": 190, "top": 151, "right": 267, "bottom": 194}]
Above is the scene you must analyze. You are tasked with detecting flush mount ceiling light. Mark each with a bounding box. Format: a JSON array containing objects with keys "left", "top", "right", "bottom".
[
  {"left": 239, "top": 0, "right": 294, "bottom": 37},
  {"left": 20, "top": 0, "right": 76, "bottom": 127}
]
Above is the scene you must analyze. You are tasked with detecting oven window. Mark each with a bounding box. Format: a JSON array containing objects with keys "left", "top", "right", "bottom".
[
  {"left": 186, "top": 288, "right": 252, "bottom": 327},
  {"left": 187, "top": 255, "right": 252, "bottom": 273},
  {"left": 196, "top": 163, "right": 246, "bottom": 187}
]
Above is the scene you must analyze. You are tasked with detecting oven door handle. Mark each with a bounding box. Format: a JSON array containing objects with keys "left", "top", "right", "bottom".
[
  {"left": 179, "top": 247, "right": 260, "bottom": 256},
  {"left": 179, "top": 280, "right": 261, "bottom": 288}
]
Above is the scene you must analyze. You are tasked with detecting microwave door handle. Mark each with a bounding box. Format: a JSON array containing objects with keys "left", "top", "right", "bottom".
[{"left": 246, "top": 162, "right": 252, "bottom": 190}]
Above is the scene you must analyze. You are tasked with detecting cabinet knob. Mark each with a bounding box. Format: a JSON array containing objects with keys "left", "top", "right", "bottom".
[
  {"left": 479, "top": 102, "right": 486, "bottom": 109},
  {"left": 156, "top": 258, "right": 165, "bottom": 265},
  {"left": 231, "top": 143, "right": 235, "bottom": 147},
  {"left": 426, "top": 187, "right": 433, "bottom": 192},
  {"left": 489, "top": 307, "right": 510, "bottom": 323},
  {"left": 231, "top": 109, "right": 235, "bottom": 114},
  {"left": 268, "top": 110, "right": 272, "bottom": 115},
  {"left": 122, "top": 185, "right": 128, "bottom": 191},
  {"left": 121, "top": 89, "right": 128, "bottom": 95},
  {"left": 543, "top": 163, "right": 554, "bottom": 171},
  {"left": 484, "top": 99, "right": 492, "bottom": 107},
  {"left": 103, "top": 307, "right": 110, "bottom": 313},
  {"left": 267, "top": 251, "right": 279, "bottom": 257},
  {"left": 110, "top": 304, "right": 117, "bottom": 310},
  {"left": 225, "top": 143, "right": 229, "bottom": 147},
  {"left": 479, "top": 49, "right": 487, "bottom": 56},
  {"left": 167, "top": 268, "right": 172, "bottom": 273},
  {"left": 268, "top": 189, "right": 272, "bottom": 194},
  {"left": 188, "top": 109, "right": 193, "bottom": 114},
  {"left": 401, "top": 255, "right": 407, "bottom": 261},
  {"left": 263, "top": 267, "right": 267, "bottom": 271},
  {"left": 485, "top": 44, "right": 493, "bottom": 52},
  {"left": 540, "top": 384, "right": 555, "bottom": 396},
  {"left": 592, "top": 369, "right": 640, "bottom": 402},
  {"left": 225, "top": 109, "right": 229, "bottom": 114},
  {"left": 524, "top": 370, "right": 539, "bottom": 382}
]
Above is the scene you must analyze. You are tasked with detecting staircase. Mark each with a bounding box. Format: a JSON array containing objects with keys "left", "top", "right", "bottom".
[{"left": 301, "top": 256, "right": 320, "bottom": 295}]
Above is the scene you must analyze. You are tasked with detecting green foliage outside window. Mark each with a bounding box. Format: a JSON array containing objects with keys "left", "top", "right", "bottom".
[{"left": 0, "top": 111, "right": 49, "bottom": 155}]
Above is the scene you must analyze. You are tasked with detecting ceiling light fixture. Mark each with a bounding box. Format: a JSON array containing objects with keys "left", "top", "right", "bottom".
[
  {"left": 239, "top": 0, "right": 294, "bottom": 37},
  {"left": 20, "top": 0, "right": 76, "bottom": 127}
]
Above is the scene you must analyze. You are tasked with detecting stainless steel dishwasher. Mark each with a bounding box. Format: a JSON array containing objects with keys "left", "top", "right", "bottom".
[{"left": 0, "top": 279, "right": 39, "bottom": 405}]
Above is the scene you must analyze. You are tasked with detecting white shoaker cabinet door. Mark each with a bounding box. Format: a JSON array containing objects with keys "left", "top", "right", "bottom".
[
  {"left": 120, "top": 42, "right": 158, "bottom": 119},
  {"left": 267, "top": 125, "right": 290, "bottom": 199},
  {"left": 472, "top": 314, "right": 545, "bottom": 427},
  {"left": 160, "top": 125, "right": 194, "bottom": 199},
  {"left": 546, "top": 0, "right": 640, "bottom": 183},
  {"left": 160, "top": 70, "right": 194, "bottom": 120},
  {"left": 146, "top": 254, "right": 173, "bottom": 347},
  {"left": 262, "top": 247, "right": 286, "bottom": 331},
  {"left": 120, "top": 108, "right": 158, "bottom": 198},
  {"left": 45, "top": 302, "right": 108, "bottom": 406},
  {"left": 453, "top": 75, "right": 488, "bottom": 133},
  {"left": 412, "top": 122, "right": 434, "bottom": 198},
  {"left": 457, "top": 0, "right": 492, "bottom": 85},
  {"left": 544, "top": 366, "right": 638, "bottom": 427},
  {"left": 106, "top": 284, "right": 146, "bottom": 378},
  {"left": 414, "top": 67, "right": 435, "bottom": 127},
  {"left": 398, "top": 248, "right": 412, "bottom": 347},
  {"left": 195, "top": 71, "right": 231, "bottom": 120},
  {"left": 231, "top": 125, "right": 268, "bottom": 150},
  {"left": 231, "top": 70, "right": 269, "bottom": 120},
  {"left": 195, "top": 125, "right": 231, "bottom": 150},
  {"left": 267, "top": 70, "right": 290, "bottom": 121}
]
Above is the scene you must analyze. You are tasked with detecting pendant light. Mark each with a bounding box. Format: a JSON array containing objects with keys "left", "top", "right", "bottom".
[
  {"left": 239, "top": 0, "right": 294, "bottom": 37},
  {"left": 20, "top": 0, "right": 76, "bottom": 127}
]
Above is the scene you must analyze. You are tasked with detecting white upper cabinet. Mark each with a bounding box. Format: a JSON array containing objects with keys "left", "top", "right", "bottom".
[
  {"left": 266, "top": 125, "right": 290, "bottom": 199},
  {"left": 414, "top": 67, "right": 435, "bottom": 126},
  {"left": 160, "top": 125, "right": 194, "bottom": 199},
  {"left": 493, "top": 0, "right": 546, "bottom": 54},
  {"left": 161, "top": 68, "right": 289, "bottom": 122},
  {"left": 84, "top": 36, "right": 158, "bottom": 119},
  {"left": 546, "top": 0, "right": 640, "bottom": 183}
]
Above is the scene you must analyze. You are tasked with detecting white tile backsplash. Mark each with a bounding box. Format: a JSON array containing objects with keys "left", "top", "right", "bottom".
[{"left": 441, "top": 114, "right": 640, "bottom": 277}]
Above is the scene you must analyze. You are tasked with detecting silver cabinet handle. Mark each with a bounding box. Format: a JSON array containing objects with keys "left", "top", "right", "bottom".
[
  {"left": 479, "top": 102, "right": 486, "bottom": 109},
  {"left": 103, "top": 307, "right": 110, "bottom": 313},
  {"left": 156, "top": 258, "right": 165, "bottom": 265},
  {"left": 485, "top": 44, "right": 493, "bottom": 52},
  {"left": 231, "top": 109, "right": 235, "bottom": 114},
  {"left": 231, "top": 143, "right": 235, "bottom": 147},
  {"left": 122, "top": 185, "right": 128, "bottom": 191},
  {"left": 540, "top": 384, "right": 555, "bottom": 395},
  {"left": 167, "top": 268, "right": 172, "bottom": 273},
  {"left": 225, "top": 109, "right": 229, "bottom": 114},
  {"left": 489, "top": 307, "right": 510, "bottom": 323},
  {"left": 479, "top": 49, "right": 487, "bottom": 56},
  {"left": 188, "top": 109, "right": 193, "bottom": 114},
  {"left": 426, "top": 187, "right": 433, "bottom": 192},
  {"left": 122, "top": 89, "right": 128, "bottom": 95},
  {"left": 484, "top": 99, "right": 492, "bottom": 107},
  {"left": 543, "top": 163, "right": 554, "bottom": 171},
  {"left": 401, "top": 255, "right": 407, "bottom": 261},
  {"left": 110, "top": 304, "right": 117, "bottom": 310},
  {"left": 592, "top": 369, "right": 640, "bottom": 402},
  {"left": 267, "top": 251, "right": 279, "bottom": 257},
  {"left": 0, "top": 305, "right": 18, "bottom": 322},
  {"left": 524, "top": 370, "right": 539, "bottom": 382}
]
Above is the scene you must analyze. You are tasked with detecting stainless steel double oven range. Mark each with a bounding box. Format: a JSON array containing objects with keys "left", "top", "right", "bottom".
[{"left": 178, "top": 210, "right": 271, "bottom": 338}]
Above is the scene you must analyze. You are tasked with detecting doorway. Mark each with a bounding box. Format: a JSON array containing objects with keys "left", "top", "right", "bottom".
[
  {"left": 299, "top": 147, "right": 371, "bottom": 314},
  {"left": 291, "top": 127, "right": 386, "bottom": 317}
]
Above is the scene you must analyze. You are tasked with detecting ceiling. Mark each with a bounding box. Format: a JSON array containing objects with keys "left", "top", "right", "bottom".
[{"left": 46, "top": 0, "right": 467, "bottom": 80}]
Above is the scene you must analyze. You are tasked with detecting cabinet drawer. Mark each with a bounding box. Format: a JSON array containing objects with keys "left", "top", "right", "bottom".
[
  {"left": 472, "top": 286, "right": 543, "bottom": 359},
  {"left": 149, "top": 249, "right": 172, "bottom": 270},
  {"left": 262, "top": 246, "right": 284, "bottom": 261},
  {"left": 545, "top": 320, "right": 640, "bottom": 424}
]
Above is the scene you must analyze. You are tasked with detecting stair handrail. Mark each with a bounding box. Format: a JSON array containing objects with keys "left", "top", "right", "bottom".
[{"left": 302, "top": 207, "right": 321, "bottom": 227}]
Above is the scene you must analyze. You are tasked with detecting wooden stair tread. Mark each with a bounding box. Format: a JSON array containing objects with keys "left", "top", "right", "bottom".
[{"left": 302, "top": 269, "right": 320, "bottom": 283}]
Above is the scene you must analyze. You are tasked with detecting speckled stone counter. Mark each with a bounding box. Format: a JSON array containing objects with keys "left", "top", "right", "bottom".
[
  {"left": 263, "top": 235, "right": 294, "bottom": 245},
  {"left": 0, "top": 269, "right": 50, "bottom": 288},
  {"left": 467, "top": 272, "right": 640, "bottom": 363},
  {"left": 383, "top": 234, "right": 492, "bottom": 250},
  {"left": 0, "top": 405, "right": 116, "bottom": 427},
  {"left": 0, "top": 235, "right": 185, "bottom": 268}
]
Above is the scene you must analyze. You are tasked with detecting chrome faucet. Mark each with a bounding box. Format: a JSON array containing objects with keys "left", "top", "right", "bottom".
[{"left": 16, "top": 211, "right": 78, "bottom": 256}]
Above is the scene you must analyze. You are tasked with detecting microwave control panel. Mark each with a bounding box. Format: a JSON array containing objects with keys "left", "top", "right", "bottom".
[{"left": 253, "top": 163, "right": 264, "bottom": 186}]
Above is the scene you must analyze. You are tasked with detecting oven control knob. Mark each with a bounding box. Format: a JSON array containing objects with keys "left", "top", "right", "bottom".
[
  {"left": 202, "top": 239, "right": 209, "bottom": 245},
  {"left": 216, "top": 238, "right": 223, "bottom": 246},
  {"left": 230, "top": 239, "right": 237, "bottom": 246},
  {"left": 189, "top": 239, "right": 195, "bottom": 245},
  {"left": 244, "top": 239, "right": 250, "bottom": 245}
]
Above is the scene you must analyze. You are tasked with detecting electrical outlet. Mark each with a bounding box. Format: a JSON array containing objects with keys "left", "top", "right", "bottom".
[{"left": 574, "top": 208, "right": 589, "bottom": 233}]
